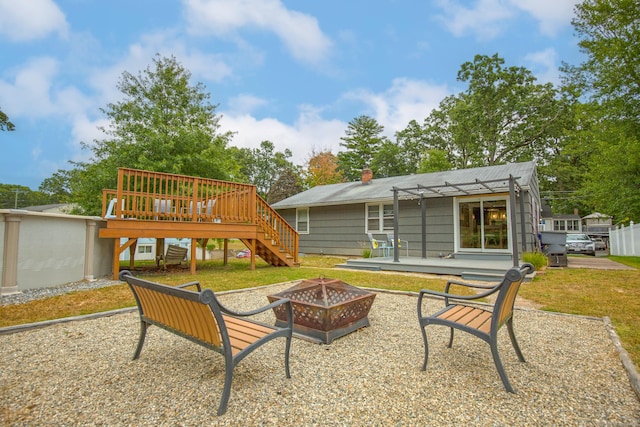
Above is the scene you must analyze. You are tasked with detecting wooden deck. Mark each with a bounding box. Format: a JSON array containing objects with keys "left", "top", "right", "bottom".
[{"left": 99, "top": 168, "right": 299, "bottom": 278}]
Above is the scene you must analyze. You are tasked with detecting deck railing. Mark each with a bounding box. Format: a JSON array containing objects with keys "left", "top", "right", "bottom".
[{"left": 102, "top": 168, "right": 298, "bottom": 262}]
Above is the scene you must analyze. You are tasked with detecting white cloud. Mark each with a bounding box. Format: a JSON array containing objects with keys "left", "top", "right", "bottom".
[
  {"left": 227, "top": 94, "right": 269, "bottom": 115},
  {"left": 183, "top": 0, "right": 333, "bottom": 65},
  {"left": 343, "top": 78, "right": 450, "bottom": 136},
  {"left": 0, "top": 0, "right": 68, "bottom": 41},
  {"left": 435, "top": 0, "right": 578, "bottom": 40},
  {"left": 435, "top": 0, "right": 514, "bottom": 41},
  {"left": 0, "top": 57, "right": 60, "bottom": 117},
  {"left": 88, "top": 31, "right": 233, "bottom": 106},
  {"left": 510, "top": 0, "right": 579, "bottom": 36},
  {"left": 220, "top": 78, "right": 450, "bottom": 166},
  {"left": 220, "top": 107, "right": 346, "bottom": 165},
  {"left": 524, "top": 48, "right": 561, "bottom": 85}
]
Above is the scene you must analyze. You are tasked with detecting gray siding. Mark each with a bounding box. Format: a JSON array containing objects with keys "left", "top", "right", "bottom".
[{"left": 278, "top": 190, "right": 538, "bottom": 258}]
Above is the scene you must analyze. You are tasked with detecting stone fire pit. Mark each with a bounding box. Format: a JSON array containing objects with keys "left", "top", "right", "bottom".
[{"left": 267, "top": 277, "right": 376, "bottom": 344}]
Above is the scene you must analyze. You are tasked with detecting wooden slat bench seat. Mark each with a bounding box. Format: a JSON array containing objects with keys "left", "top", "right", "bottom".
[
  {"left": 417, "top": 263, "right": 535, "bottom": 393},
  {"left": 119, "top": 270, "right": 293, "bottom": 416}
]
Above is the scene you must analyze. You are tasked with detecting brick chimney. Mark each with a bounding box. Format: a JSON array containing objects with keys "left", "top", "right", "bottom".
[{"left": 361, "top": 167, "right": 373, "bottom": 184}]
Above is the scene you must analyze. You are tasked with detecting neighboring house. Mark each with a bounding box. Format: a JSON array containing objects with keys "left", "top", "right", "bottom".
[
  {"left": 272, "top": 161, "right": 541, "bottom": 261},
  {"left": 539, "top": 213, "right": 583, "bottom": 233},
  {"left": 119, "top": 237, "right": 191, "bottom": 261},
  {"left": 583, "top": 212, "right": 612, "bottom": 242}
]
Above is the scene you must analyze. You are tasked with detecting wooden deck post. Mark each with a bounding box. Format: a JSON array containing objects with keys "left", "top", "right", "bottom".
[{"left": 190, "top": 238, "right": 197, "bottom": 275}]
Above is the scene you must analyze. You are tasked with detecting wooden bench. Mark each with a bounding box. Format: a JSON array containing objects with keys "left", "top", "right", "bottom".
[
  {"left": 118, "top": 270, "right": 293, "bottom": 416},
  {"left": 417, "top": 263, "right": 535, "bottom": 393},
  {"left": 157, "top": 244, "right": 188, "bottom": 270}
]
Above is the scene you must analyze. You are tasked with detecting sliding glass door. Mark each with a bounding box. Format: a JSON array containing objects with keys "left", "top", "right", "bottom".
[{"left": 458, "top": 198, "right": 509, "bottom": 251}]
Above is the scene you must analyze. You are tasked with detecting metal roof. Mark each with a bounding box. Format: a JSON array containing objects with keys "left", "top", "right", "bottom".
[{"left": 272, "top": 161, "right": 537, "bottom": 209}]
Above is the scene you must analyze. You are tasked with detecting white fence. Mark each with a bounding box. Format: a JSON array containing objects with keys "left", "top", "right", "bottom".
[{"left": 609, "top": 221, "right": 640, "bottom": 256}]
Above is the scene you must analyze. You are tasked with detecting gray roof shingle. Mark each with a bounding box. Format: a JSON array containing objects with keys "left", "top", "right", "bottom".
[{"left": 272, "top": 161, "right": 537, "bottom": 209}]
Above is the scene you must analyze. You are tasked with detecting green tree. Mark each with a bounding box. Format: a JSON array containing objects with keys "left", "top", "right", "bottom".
[
  {"left": 56, "top": 55, "right": 235, "bottom": 215},
  {"left": 417, "top": 149, "right": 452, "bottom": 173},
  {"left": 424, "top": 54, "right": 567, "bottom": 169},
  {"left": 337, "top": 115, "right": 388, "bottom": 180},
  {"left": 232, "top": 140, "right": 295, "bottom": 198},
  {"left": 560, "top": 0, "right": 640, "bottom": 220},
  {"left": 569, "top": 0, "right": 639, "bottom": 123},
  {"left": 266, "top": 166, "right": 304, "bottom": 203},
  {"left": 0, "top": 108, "right": 15, "bottom": 133},
  {"left": 370, "top": 140, "right": 409, "bottom": 178},
  {"left": 0, "top": 184, "right": 60, "bottom": 209},
  {"left": 394, "top": 119, "right": 429, "bottom": 173}
]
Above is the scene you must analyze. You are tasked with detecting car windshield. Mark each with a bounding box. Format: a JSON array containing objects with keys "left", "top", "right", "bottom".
[{"left": 567, "top": 234, "right": 590, "bottom": 241}]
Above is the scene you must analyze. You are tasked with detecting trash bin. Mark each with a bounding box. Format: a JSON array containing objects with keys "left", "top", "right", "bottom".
[{"left": 539, "top": 231, "right": 567, "bottom": 267}]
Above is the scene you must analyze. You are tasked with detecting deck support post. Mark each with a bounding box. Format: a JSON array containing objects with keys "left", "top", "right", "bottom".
[{"left": 190, "top": 238, "right": 197, "bottom": 275}]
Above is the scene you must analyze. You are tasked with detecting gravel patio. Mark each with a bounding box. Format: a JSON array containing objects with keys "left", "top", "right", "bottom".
[{"left": 1, "top": 281, "right": 639, "bottom": 426}]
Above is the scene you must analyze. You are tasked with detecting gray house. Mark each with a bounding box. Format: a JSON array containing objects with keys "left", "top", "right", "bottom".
[{"left": 272, "top": 161, "right": 541, "bottom": 269}]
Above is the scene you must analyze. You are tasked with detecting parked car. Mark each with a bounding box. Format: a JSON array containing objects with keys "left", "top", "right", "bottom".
[
  {"left": 236, "top": 249, "right": 251, "bottom": 258},
  {"left": 566, "top": 233, "right": 596, "bottom": 256},
  {"left": 592, "top": 237, "right": 607, "bottom": 251}
]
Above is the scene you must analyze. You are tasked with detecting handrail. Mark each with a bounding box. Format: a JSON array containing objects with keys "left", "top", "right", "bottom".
[{"left": 256, "top": 195, "right": 299, "bottom": 263}]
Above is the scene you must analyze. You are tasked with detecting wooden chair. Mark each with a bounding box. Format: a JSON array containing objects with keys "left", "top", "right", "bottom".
[
  {"left": 417, "top": 263, "right": 535, "bottom": 392},
  {"left": 157, "top": 244, "right": 188, "bottom": 270}
]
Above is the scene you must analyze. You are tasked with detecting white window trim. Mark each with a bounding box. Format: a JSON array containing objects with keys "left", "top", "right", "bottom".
[
  {"left": 365, "top": 202, "right": 394, "bottom": 233},
  {"left": 296, "top": 207, "right": 309, "bottom": 234},
  {"left": 453, "top": 195, "right": 511, "bottom": 253}
]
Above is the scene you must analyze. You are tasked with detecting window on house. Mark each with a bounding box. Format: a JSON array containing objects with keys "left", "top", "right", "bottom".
[
  {"left": 568, "top": 220, "right": 580, "bottom": 231},
  {"left": 138, "top": 245, "right": 152, "bottom": 254},
  {"left": 554, "top": 220, "right": 566, "bottom": 231},
  {"left": 296, "top": 208, "right": 309, "bottom": 234},
  {"left": 366, "top": 203, "right": 394, "bottom": 233}
]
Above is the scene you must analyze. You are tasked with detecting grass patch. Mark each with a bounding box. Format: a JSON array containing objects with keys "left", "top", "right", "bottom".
[{"left": 2, "top": 254, "right": 639, "bottom": 371}]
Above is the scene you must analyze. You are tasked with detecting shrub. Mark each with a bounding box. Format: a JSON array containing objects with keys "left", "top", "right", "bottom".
[{"left": 523, "top": 251, "right": 548, "bottom": 270}]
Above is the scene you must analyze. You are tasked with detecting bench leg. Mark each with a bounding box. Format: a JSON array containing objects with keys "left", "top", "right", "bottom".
[
  {"left": 420, "top": 326, "right": 430, "bottom": 371},
  {"left": 284, "top": 335, "right": 292, "bottom": 378},
  {"left": 490, "top": 340, "right": 515, "bottom": 393},
  {"left": 506, "top": 319, "right": 525, "bottom": 362},
  {"left": 133, "top": 321, "right": 148, "bottom": 360},
  {"left": 447, "top": 327, "right": 455, "bottom": 348},
  {"left": 217, "top": 359, "right": 234, "bottom": 416}
]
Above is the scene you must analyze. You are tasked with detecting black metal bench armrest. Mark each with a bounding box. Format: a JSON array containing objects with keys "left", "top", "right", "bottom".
[
  {"left": 177, "top": 281, "right": 201, "bottom": 291},
  {"left": 218, "top": 297, "right": 293, "bottom": 320},
  {"left": 444, "top": 279, "right": 497, "bottom": 293},
  {"left": 417, "top": 284, "right": 501, "bottom": 317}
]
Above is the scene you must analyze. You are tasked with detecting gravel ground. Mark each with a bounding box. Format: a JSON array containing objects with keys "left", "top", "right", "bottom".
[{"left": 1, "top": 280, "right": 639, "bottom": 426}]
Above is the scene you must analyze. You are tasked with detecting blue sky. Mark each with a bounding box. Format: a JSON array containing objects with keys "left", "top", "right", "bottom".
[{"left": 0, "top": 0, "right": 583, "bottom": 189}]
